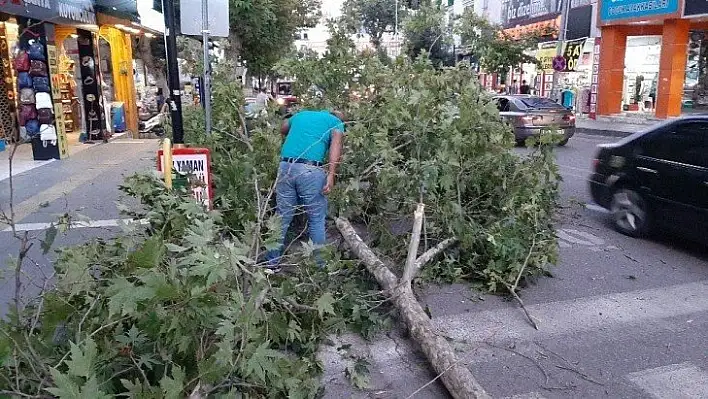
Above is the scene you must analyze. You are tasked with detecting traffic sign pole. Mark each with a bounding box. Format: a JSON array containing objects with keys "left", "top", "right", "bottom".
[
  {"left": 202, "top": 0, "right": 212, "bottom": 136},
  {"left": 162, "top": 0, "right": 185, "bottom": 145}
]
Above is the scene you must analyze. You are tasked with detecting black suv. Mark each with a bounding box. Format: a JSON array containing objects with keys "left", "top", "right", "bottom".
[{"left": 589, "top": 117, "right": 708, "bottom": 241}]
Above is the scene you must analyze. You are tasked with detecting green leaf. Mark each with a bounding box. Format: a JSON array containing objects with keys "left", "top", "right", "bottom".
[
  {"left": 128, "top": 235, "right": 164, "bottom": 269},
  {"left": 64, "top": 338, "right": 97, "bottom": 378},
  {"left": 56, "top": 252, "right": 95, "bottom": 298},
  {"left": 160, "top": 365, "right": 186, "bottom": 399},
  {"left": 41, "top": 224, "right": 58, "bottom": 254},
  {"left": 244, "top": 342, "right": 286, "bottom": 382},
  {"left": 45, "top": 368, "right": 81, "bottom": 398},
  {"left": 106, "top": 277, "right": 155, "bottom": 317},
  {"left": 314, "top": 292, "right": 336, "bottom": 318}
]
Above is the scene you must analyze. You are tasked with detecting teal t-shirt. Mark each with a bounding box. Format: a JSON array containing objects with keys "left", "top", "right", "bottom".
[{"left": 281, "top": 111, "right": 345, "bottom": 162}]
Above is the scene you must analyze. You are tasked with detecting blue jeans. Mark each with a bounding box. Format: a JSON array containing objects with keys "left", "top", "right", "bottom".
[{"left": 266, "top": 162, "right": 328, "bottom": 265}]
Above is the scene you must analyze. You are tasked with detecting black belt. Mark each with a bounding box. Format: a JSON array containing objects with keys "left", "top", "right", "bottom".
[{"left": 281, "top": 157, "right": 323, "bottom": 167}]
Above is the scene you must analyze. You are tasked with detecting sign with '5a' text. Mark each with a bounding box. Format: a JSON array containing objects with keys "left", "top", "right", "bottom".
[
  {"left": 158, "top": 148, "right": 213, "bottom": 209},
  {"left": 600, "top": 0, "right": 680, "bottom": 23}
]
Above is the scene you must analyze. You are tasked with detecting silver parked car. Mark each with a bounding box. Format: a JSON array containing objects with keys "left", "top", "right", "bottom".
[{"left": 493, "top": 95, "right": 576, "bottom": 146}]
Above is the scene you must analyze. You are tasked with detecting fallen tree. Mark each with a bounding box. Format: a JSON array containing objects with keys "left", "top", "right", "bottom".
[{"left": 337, "top": 204, "right": 490, "bottom": 399}]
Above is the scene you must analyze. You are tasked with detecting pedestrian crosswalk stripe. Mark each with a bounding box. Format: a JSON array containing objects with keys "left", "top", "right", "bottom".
[
  {"left": 627, "top": 362, "right": 708, "bottom": 399},
  {"left": 3, "top": 218, "right": 149, "bottom": 232}
]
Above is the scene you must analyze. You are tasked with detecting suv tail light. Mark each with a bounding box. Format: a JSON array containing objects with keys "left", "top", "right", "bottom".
[
  {"left": 592, "top": 158, "right": 600, "bottom": 169},
  {"left": 562, "top": 114, "right": 576, "bottom": 123}
]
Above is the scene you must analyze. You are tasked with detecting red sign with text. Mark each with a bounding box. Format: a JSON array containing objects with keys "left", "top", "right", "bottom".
[{"left": 158, "top": 147, "right": 213, "bottom": 209}]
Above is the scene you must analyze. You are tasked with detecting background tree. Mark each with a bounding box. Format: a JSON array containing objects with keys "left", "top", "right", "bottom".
[
  {"left": 227, "top": 0, "right": 322, "bottom": 81},
  {"left": 132, "top": 36, "right": 168, "bottom": 92},
  {"left": 402, "top": 3, "right": 454, "bottom": 66},
  {"left": 341, "top": 0, "right": 402, "bottom": 50},
  {"left": 456, "top": 9, "right": 540, "bottom": 75}
]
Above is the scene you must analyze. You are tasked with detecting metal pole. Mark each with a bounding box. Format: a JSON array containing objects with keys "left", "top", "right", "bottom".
[
  {"left": 162, "top": 0, "right": 185, "bottom": 145},
  {"left": 552, "top": 0, "right": 571, "bottom": 103},
  {"left": 202, "top": 0, "right": 212, "bottom": 135},
  {"left": 163, "top": 138, "right": 173, "bottom": 189}
]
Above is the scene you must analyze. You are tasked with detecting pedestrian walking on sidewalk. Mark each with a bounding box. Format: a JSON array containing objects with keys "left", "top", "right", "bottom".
[{"left": 266, "top": 109, "right": 346, "bottom": 270}]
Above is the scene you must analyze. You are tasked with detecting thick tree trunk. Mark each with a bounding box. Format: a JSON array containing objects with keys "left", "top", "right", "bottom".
[{"left": 335, "top": 217, "right": 490, "bottom": 399}]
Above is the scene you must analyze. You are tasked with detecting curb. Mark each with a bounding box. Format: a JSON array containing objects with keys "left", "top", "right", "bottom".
[{"left": 575, "top": 127, "right": 637, "bottom": 138}]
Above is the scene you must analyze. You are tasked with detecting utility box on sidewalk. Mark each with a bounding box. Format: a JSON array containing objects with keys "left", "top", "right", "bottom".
[{"left": 158, "top": 147, "right": 213, "bottom": 209}]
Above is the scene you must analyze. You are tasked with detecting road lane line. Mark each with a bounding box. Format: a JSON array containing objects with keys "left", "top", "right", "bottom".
[
  {"left": 627, "top": 362, "right": 708, "bottom": 398},
  {"left": 3, "top": 218, "right": 149, "bottom": 232},
  {"left": 558, "top": 163, "right": 591, "bottom": 172},
  {"left": 585, "top": 203, "right": 610, "bottom": 214},
  {"left": 362, "top": 280, "right": 708, "bottom": 364}
]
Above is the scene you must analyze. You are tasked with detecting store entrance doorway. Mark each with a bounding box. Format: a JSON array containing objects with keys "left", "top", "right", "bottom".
[{"left": 622, "top": 36, "right": 661, "bottom": 114}]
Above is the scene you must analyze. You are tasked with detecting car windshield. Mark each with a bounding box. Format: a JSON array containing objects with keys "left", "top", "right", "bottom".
[{"left": 519, "top": 97, "right": 565, "bottom": 109}]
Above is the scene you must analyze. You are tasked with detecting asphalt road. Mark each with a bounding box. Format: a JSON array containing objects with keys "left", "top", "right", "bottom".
[
  {"left": 0, "top": 139, "right": 158, "bottom": 315},
  {"left": 322, "top": 132, "right": 708, "bottom": 399},
  {"left": 1, "top": 133, "right": 707, "bottom": 398}
]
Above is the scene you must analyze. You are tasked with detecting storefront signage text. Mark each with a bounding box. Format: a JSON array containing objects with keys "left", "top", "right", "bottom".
[
  {"left": 600, "top": 0, "right": 679, "bottom": 23},
  {"left": 536, "top": 39, "right": 586, "bottom": 72},
  {"left": 502, "top": 0, "right": 562, "bottom": 28},
  {"left": 1, "top": 0, "right": 96, "bottom": 26}
]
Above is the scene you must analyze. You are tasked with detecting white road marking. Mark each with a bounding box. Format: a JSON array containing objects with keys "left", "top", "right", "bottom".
[
  {"left": 558, "top": 163, "right": 591, "bottom": 172},
  {"left": 627, "top": 362, "right": 708, "bottom": 399},
  {"left": 4, "top": 218, "right": 149, "bottom": 232},
  {"left": 363, "top": 280, "right": 708, "bottom": 364},
  {"left": 111, "top": 140, "right": 147, "bottom": 144},
  {"left": 585, "top": 203, "right": 610, "bottom": 214},
  {"left": 0, "top": 159, "right": 55, "bottom": 182},
  {"left": 557, "top": 228, "right": 605, "bottom": 246},
  {"left": 504, "top": 394, "right": 548, "bottom": 399}
]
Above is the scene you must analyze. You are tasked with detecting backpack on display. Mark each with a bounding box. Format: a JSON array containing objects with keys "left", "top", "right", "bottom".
[
  {"left": 37, "top": 108, "right": 53, "bottom": 124},
  {"left": 29, "top": 60, "right": 47, "bottom": 77},
  {"left": 19, "top": 126, "right": 29, "bottom": 141},
  {"left": 13, "top": 50, "right": 29, "bottom": 72},
  {"left": 40, "top": 124, "right": 57, "bottom": 146},
  {"left": 19, "top": 104, "right": 37, "bottom": 126},
  {"left": 36, "top": 92, "right": 52, "bottom": 109},
  {"left": 33, "top": 76, "right": 50, "bottom": 92},
  {"left": 19, "top": 87, "right": 35, "bottom": 104},
  {"left": 17, "top": 72, "right": 32, "bottom": 89},
  {"left": 28, "top": 41, "right": 45, "bottom": 61},
  {"left": 25, "top": 119, "right": 40, "bottom": 136}
]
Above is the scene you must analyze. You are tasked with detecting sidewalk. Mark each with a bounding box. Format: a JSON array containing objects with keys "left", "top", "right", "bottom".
[
  {"left": 575, "top": 115, "right": 655, "bottom": 137},
  {"left": 0, "top": 133, "right": 130, "bottom": 183}
]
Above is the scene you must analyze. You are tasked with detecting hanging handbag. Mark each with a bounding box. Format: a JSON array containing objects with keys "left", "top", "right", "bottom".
[
  {"left": 29, "top": 60, "right": 47, "bottom": 77},
  {"left": 40, "top": 124, "right": 57, "bottom": 146},
  {"left": 17, "top": 72, "right": 33, "bottom": 89},
  {"left": 13, "top": 50, "right": 29, "bottom": 72},
  {"left": 25, "top": 119, "right": 40, "bottom": 136},
  {"left": 35, "top": 92, "right": 52, "bottom": 109},
  {"left": 19, "top": 87, "right": 35, "bottom": 104},
  {"left": 18, "top": 104, "right": 37, "bottom": 126},
  {"left": 32, "top": 76, "right": 50, "bottom": 92},
  {"left": 37, "top": 108, "right": 53, "bottom": 124},
  {"left": 28, "top": 40, "right": 45, "bottom": 61}
]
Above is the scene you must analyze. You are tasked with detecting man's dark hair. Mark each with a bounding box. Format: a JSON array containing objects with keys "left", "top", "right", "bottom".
[{"left": 522, "top": 80, "right": 527, "bottom": 84}]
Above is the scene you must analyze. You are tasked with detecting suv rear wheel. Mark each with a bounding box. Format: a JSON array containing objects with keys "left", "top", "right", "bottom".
[{"left": 610, "top": 188, "right": 650, "bottom": 237}]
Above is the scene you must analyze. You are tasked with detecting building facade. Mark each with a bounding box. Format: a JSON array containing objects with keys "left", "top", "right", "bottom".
[
  {"left": 596, "top": 0, "right": 708, "bottom": 119},
  {"left": 0, "top": 0, "right": 161, "bottom": 160}
]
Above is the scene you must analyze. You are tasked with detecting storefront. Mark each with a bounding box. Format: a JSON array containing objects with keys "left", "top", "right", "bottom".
[
  {"left": 0, "top": 0, "right": 99, "bottom": 159},
  {"left": 501, "top": 0, "right": 597, "bottom": 102},
  {"left": 596, "top": 0, "right": 708, "bottom": 119}
]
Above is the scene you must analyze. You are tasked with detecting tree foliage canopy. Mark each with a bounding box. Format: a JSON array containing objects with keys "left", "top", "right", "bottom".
[
  {"left": 401, "top": 4, "right": 454, "bottom": 66},
  {"left": 456, "top": 9, "right": 541, "bottom": 74},
  {"left": 341, "top": 0, "right": 402, "bottom": 48}
]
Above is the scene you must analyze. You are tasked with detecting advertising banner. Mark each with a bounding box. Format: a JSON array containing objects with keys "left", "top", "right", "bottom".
[
  {"left": 536, "top": 39, "right": 586, "bottom": 72},
  {"left": 0, "top": 0, "right": 97, "bottom": 27},
  {"left": 684, "top": 0, "right": 708, "bottom": 17},
  {"left": 599, "top": 0, "right": 680, "bottom": 23},
  {"left": 501, "top": 0, "right": 562, "bottom": 28}
]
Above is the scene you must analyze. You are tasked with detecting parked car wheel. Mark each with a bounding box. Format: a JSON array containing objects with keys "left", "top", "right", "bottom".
[
  {"left": 610, "top": 188, "right": 650, "bottom": 237},
  {"left": 558, "top": 137, "right": 569, "bottom": 146}
]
